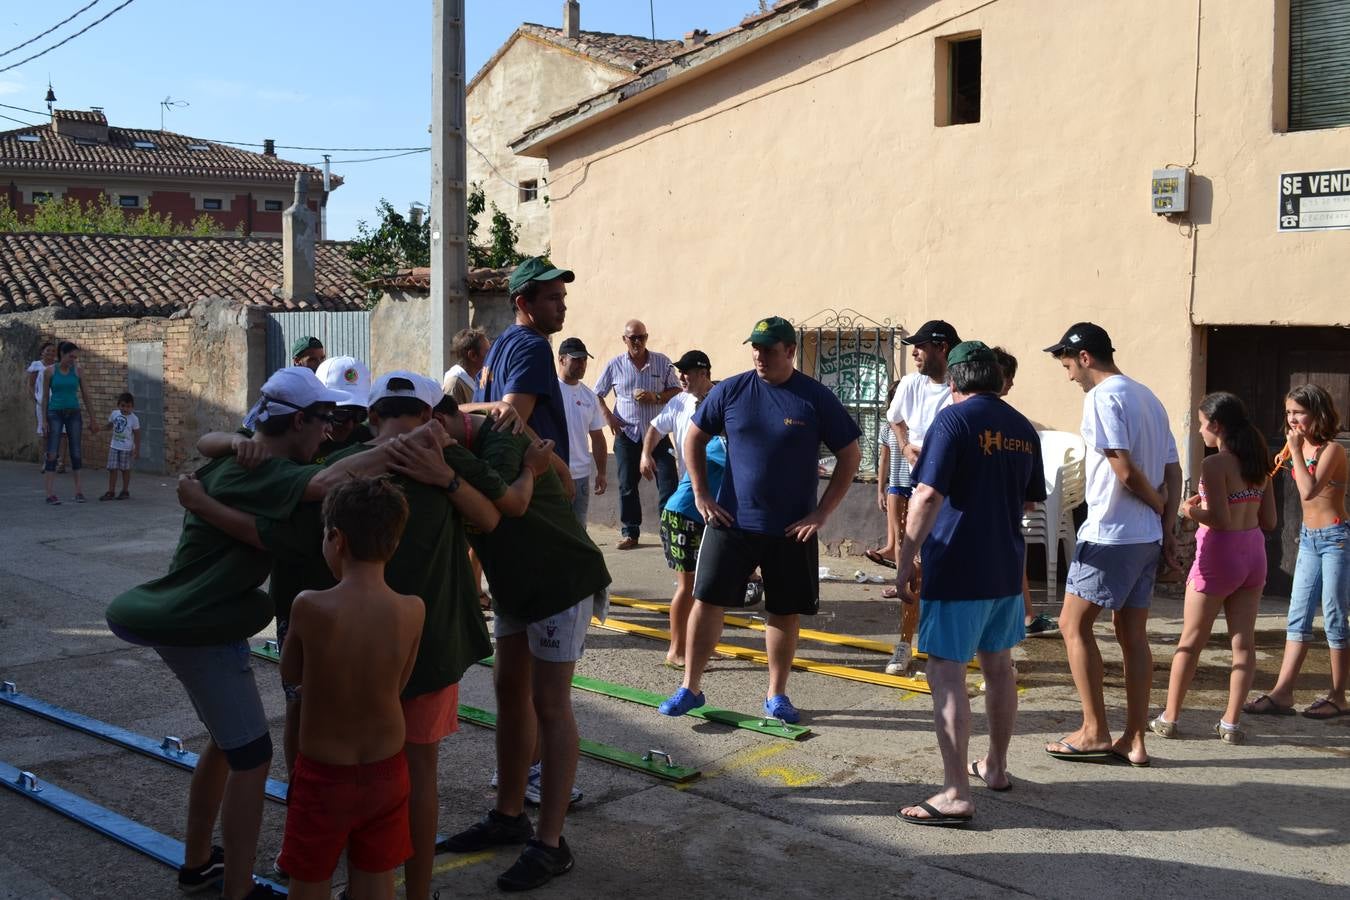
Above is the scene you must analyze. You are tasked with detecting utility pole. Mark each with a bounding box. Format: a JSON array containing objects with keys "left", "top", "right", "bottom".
[{"left": 430, "top": 0, "right": 468, "bottom": 376}]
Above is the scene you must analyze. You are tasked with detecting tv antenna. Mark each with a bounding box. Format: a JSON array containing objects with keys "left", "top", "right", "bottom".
[{"left": 159, "top": 96, "right": 188, "bottom": 131}]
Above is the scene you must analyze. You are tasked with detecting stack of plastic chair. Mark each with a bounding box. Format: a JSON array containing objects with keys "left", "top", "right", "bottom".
[{"left": 1022, "top": 431, "right": 1086, "bottom": 588}]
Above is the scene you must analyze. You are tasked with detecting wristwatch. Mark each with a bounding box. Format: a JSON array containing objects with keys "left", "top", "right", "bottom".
[{"left": 445, "top": 474, "right": 461, "bottom": 494}]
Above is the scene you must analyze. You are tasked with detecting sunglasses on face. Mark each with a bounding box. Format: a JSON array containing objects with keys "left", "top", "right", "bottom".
[
  {"left": 331, "top": 409, "right": 359, "bottom": 425},
  {"left": 625, "top": 334, "right": 648, "bottom": 343}
]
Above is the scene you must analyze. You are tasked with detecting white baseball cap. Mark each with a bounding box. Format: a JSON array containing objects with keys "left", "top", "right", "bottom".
[
  {"left": 368, "top": 370, "right": 444, "bottom": 409},
  {"left": 316, "top": 356, "right": 371, "bottom": 409},
  {"left": 243, "top": 366, "right": 351, "bottom": 429}
]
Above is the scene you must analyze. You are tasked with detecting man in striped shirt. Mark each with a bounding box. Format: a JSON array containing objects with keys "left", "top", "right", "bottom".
[{"left": 594, "top": 320, "right": 682, "bottom": 550}]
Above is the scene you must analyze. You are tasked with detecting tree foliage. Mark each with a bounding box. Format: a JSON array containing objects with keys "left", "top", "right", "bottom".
[
  {"left": 348, "top": 184, "right": 527, "bottom": 300},
  {"left": 0, "top": 195, "right": 227, "bottom": 236}
]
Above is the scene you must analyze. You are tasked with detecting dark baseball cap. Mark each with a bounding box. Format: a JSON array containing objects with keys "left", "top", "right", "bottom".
[
  {"left": 290, "top": 335, "right": 323, "bottom": 358},
  {"left": 902, "top": 320, "right": 960, "bottom": 346},
  {"left": 744, "top": 316, "right": 796, "bottom": 346},
  {"left": 947, "top": 340, "right": 998, "bottom": 367},
  {"left": 558, "top": 337, "right": 592, "bottom": 359},
  {"left": 673, "top": 349, "right": 711, "bottom": 371},
  {"left": 1044, "top": 322, "right": 1114, "bottom": 356},
  {"left": 508, "top": 256, "right": 575, "bottom": 295}
]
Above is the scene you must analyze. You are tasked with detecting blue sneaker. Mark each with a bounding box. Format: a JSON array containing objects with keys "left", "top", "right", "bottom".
[
  {"left": 658, "top": 687, "right": 705, "bottom": 717},
  {"left": 764, "top": 694, "right": 801, "bottom": 724}
]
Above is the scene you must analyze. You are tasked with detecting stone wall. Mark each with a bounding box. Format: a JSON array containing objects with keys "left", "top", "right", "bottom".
[
  {"left": 0, "top": 296, "right": 267, "bottom": 473},
  {"left": 369, "top": 288, "right": 513, "bottom": 380}
]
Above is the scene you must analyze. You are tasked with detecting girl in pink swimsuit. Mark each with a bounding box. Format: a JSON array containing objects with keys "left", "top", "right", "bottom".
[{"left": 1152, "top": 392, "right": 1276, "bottom": 745}]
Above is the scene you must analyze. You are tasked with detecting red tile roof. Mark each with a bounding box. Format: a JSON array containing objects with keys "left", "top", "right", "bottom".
[
  {"left": 0, "top": 232, "right": 365, "bottom": 317},
  {"left": 0, "top": 116, "right": 340, "bottom": 187},
  {"left": 371, "top": 266, "right": 513, "bottom": 293}
]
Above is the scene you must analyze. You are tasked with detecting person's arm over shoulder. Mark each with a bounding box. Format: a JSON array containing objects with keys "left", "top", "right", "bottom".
[{"left": 176, "top": 471, "right": 266, "bottom": 549}]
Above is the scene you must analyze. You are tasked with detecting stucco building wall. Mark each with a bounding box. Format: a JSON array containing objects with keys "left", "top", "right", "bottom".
[
  {"left": 536, "top": 0, "right": 1348, "bottom": 486},
  {"left": 468, "top": 35, "right": 630, "bottom": 255}
]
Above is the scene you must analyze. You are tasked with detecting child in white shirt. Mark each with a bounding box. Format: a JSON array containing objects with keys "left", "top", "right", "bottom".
[{"left": 100, "top": 392, "right": 141, "bottom": 500}]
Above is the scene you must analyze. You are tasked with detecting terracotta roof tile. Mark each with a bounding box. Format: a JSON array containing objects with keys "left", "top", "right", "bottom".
[
  {"left": 517, "top": 24, "right": 685, "bottom": 71},
  {"left": 0, "top": 232, "right": 365, "bottom": 317},
  {"left": 0, "top": 119, "right": 339, "bottom": 187},
  {"left": 369, "top": 265, "right": 513, "bottom": 293}
]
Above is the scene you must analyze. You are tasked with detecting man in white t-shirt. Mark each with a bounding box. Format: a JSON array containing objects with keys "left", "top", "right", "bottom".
[
  {"left": 556, "top": 337, "right": 608, "bottom": 526},
  {"left": 442, "top": 327, "right": 490, "bottom": 405},
  {"left": 641, "top": 350, "right": 713, "bottom": 480},
  {"left": 884, "top": 319, "right": 960, "bottom": 674},
  {"left": 1043, "top": 322, "right": 1181, "bottom": 768}
]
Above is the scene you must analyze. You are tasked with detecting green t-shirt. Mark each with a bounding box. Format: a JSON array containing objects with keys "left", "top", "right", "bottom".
[
  {"left": 456, "top": 426, "right": 611, "bottom": 623},
  {"left": 105, "top": 456, "right": 319, "bottom": 646},
  {"left": 257, "top": 501, "right": 334, "bottom": 623},
  {"left": 327, "top": 441, "right": 495, "bottom": 697}
]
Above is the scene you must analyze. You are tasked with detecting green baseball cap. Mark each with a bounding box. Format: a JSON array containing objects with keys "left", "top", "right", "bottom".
[
  {"left": 290, "top": 335, "right": 323, "bottom": 359},
  {"left": 508, "top": 256, "right": 575, "bottom": 295},
  {"left": 744, "top": 316, "right": 796, "bottom": 346},
  {"left": 947, "top": 340, "right": 997, "bottom": 367}
]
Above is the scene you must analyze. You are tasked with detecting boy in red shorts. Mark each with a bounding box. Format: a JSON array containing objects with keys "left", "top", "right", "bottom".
[{"left": 278, "top": 476, "right": 426, "bottom": 899}]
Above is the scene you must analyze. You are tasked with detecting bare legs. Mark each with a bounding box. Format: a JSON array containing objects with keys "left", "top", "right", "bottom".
[
  {"left": 402, "top": 741, "right": 440, "bottom": 900},
  {"left": 1161, "top": 586, "right": 1261, "bottom": 726},
  {"left": 667, "top": 571, "right": 695, "bottom": 666},
  {"left": 899, "top": 647, "right": 1017, "bottom": 820},
  {"left": 1052, "top": 594, "right": 1151, "bottom": 763},
  {"left": 681, "top": 601, "right": 725, "bottom": 694}
]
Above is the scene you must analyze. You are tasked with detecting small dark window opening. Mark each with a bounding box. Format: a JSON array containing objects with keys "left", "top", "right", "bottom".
[
  {"left": 31, "top": 192, "right": 52, "bottom": 204},
  {"left": 203, "top": 198, "right": 223, "bottom": 210},
  {"left": 950, "top": 37, "right": 981, "bottom": 125},
  {"left": 118, "top": 194, "right": 140, "bottom": 208},
  {"left": 264, "top": 199, "right": 284, "bottom": 211},
  {"left": 519, "top": 179, "right": 539, "bottom": 203}
]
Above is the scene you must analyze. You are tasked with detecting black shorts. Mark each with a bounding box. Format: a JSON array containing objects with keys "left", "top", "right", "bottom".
[
  {"left": 693, "top": 526, "right": 819, "bottom": 616},
  {"left": 660, "top": 509, "right": 704, "bottom": 573}
]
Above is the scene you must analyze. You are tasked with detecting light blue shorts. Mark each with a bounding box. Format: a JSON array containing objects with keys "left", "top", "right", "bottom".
[{"left": 918, "top": 594, "right": 1025, "bottom": 662}]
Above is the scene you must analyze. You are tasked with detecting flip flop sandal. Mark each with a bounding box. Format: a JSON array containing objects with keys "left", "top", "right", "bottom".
[
  {"left": 969, "top": 759, "right": 1012, "bottom": 791},
  {"left": 1110, "top": 750, "right": 1151, "bottom": 768},
  {"left": 1045, "top": 740, "right": 1114, "bottom": 762},
  {"left": 865, "top": 549, "right": 897, "bottom": 569},
  {"left": 881, "top": 586, "right": 899, "bottom": 599},
  {"left": 899, "top": 800, "right": 972, "bottom": 827},
  {"left": 1302, "top": 697, "right": 1347, "bottom": 720},
  {"left": 1242, "top": 694, "right": 1296, "bottom": 716},
  {"left": 99, "top": 492, "right": 116, "bottom": 501}
]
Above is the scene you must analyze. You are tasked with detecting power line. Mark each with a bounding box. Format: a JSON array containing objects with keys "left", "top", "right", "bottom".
[
  {"left": 0, "top": 101, "right": 49, "bottom": 117},
  {"left": 310, "top": 148, "right": 429, "bottom": 165},
  {"left": 0, "top": 0, "right": 102, "bottom": 59},
  {"left": 0, "top": 111, "right": 42, "bottom": 128},
  {"left": 0, "top": 0, "right": 138, "bottom": 75},
  {"left": 202, "top": 138, "right": 430, "bottom": 152}
]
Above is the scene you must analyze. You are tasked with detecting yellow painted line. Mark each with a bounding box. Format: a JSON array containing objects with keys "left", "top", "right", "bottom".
[
  {"left": 675, "top": 743, "right": 789, "bottom": 791},
  {"left": 593, "top": 616, "right": 942, "bottom": 694},
  {"left": 394, "top": 850, "right": 495, "bottom": 886},
  {"left": 608, "top": 595, "right": 980, "bottom": 671},
  {"left": 757, "top": 765, "right": 822, "bottom": 787}
]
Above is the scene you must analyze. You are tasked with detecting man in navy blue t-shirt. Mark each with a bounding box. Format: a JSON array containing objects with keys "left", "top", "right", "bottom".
[
  {"left": 894, "top": 341, "right": 1045, "bottom": 827},
  {"left": 470, "top": 256, "right": 572, "bottom": 466},
  {"left": 658, "top": 316, "right": 861, "bottom": 725}
]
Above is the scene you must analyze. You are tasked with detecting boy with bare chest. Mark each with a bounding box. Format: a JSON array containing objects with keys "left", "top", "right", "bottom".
[{"left": 277, "top": 477, "right": 425, "bottom": 900}]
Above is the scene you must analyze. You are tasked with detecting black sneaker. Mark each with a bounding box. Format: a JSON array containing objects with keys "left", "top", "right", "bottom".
[
  {"left": 437, "top": 809, "right": 534, "bottom": 853},
  {"left": 497, "top": 837, "right": 574, "bottom": 892},
  {"left": 176, "top": 845, "right": 224, "bottom": 893}
]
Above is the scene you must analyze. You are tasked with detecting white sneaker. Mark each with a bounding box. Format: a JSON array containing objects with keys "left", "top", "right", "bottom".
[
  {"left": 743, "top": 581, "right": 764, "bottom": 607},
  {"left": 885, "top": 642, "right": 912, "bottom": 675},
  {"left": 521, "top": 762, "right": 583, "bottom": 806}
]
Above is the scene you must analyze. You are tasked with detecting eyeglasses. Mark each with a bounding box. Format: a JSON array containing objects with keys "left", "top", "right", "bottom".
[
  {"left": 624, "top": 334, "right": 649, "bottom": 343},
  {"left": 331, "top": 409, "right": 359, "bottom": 425},
  {"left": 310, "top": 411, "right": 337, "bottom": 424}
]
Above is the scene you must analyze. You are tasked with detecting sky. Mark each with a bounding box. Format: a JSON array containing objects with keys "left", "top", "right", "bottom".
[{"left": 0, "top": 0, "right": 761, "bottom": 239}]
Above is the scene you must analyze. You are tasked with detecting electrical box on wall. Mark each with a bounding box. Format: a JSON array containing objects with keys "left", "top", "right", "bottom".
[{"left": 1152, "top": 167, "right": 1188, "bottom": 215}]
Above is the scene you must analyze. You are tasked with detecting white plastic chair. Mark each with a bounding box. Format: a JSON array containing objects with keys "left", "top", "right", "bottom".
[{"left": 1022, "top": 430, "right": 1085, "bottom": 589}]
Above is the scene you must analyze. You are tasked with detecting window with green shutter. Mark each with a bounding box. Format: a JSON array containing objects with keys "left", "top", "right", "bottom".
[{"left": 1289, "top": 0, "right": 1350, "bottom": 131}]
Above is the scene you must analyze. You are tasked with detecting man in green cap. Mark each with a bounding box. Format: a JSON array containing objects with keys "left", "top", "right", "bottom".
[
  {"left": 659, "top": 316, "right": 862, "bottom": 725},
  {"left": 892, "top": 340, "right": 1045, "bottom": 827},
  {"left": 291, "top": 336, "right": 325, "bottom": 371},
  {"left": 471, "top": 257, "right": 575, "bottom": 466}
]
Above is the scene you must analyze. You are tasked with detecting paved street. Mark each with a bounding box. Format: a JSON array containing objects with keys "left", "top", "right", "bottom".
[{"left": 0, "top": 461, "right": 1346, "bottom": 899}]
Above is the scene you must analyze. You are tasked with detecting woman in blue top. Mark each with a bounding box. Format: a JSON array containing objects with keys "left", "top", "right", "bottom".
[
  {"left": 659, "top": 435, "right": 728, "bottom": 667},
  {"left": 41, "top": 341, "right": 96, "bottom": 504}
]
